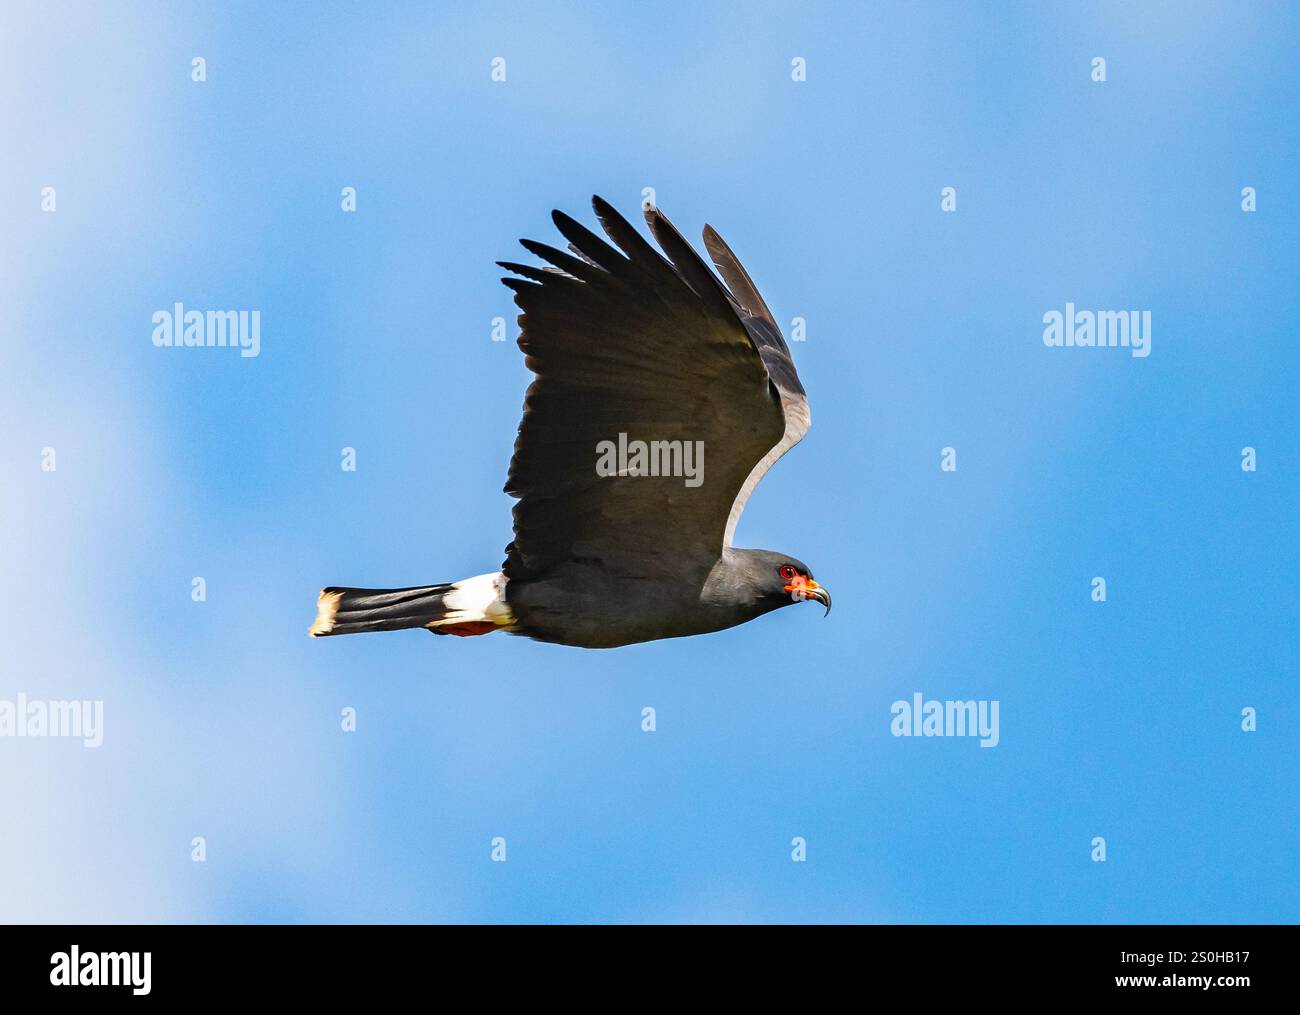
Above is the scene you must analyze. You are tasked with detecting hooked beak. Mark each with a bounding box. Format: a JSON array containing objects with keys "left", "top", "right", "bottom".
[{"left": 785, "top": 579, "right": 832, "bottom": 617}]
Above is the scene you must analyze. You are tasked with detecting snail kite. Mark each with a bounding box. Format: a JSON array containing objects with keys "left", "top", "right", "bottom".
[{"left": 311, "top": 196, "right": 829, "bottom": 648}]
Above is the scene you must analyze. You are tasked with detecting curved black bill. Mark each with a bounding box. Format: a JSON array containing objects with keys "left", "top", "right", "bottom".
[{"left": 807, "top": 586, "right": 832, "bottom": 616}]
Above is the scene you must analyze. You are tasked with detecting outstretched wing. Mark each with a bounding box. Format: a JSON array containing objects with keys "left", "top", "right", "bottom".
[
  {"left": 499, "top": 196, "right": 811, "bottom": 583},
  {"left": 699, "top": 223, "right": 811, "bottom": 545}
]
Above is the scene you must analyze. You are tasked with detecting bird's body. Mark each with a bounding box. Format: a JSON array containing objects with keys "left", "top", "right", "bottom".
[
  {"left": 311, "top": 197, "right": 830, "bottom": 649},
  {"left": 505, "top": 548, "right": 811, "bottom": 648}
]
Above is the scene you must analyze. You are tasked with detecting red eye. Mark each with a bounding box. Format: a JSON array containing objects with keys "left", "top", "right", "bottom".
[{"left": 779, "top": 565, "right": 797, "bottom": 581}]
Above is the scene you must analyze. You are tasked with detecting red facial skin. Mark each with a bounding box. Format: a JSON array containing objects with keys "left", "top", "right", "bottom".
[{"left": 780, "top": 566, "right": 822, "bottom": 598}]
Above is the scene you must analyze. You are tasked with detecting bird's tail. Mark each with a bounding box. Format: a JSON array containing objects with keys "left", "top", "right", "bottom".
[{"left": 309, "top": 572, "right": 513, "bottom": 638}]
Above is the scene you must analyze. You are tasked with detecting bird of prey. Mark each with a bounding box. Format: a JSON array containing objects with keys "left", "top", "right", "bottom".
[{"left": 310, "top": 196, "right": 829, "bottom": 649}]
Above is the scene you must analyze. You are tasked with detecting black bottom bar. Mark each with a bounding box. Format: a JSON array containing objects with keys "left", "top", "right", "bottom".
[{"left": 1, "top": 924, "right": 1290, "bottom": 1001}]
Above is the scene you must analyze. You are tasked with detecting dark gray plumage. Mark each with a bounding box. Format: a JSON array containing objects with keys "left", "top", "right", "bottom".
[{"left": 310, "top": 196, "right": 829, "bottom": 649}]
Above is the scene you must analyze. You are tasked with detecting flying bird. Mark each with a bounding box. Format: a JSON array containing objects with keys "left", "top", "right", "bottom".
[{"left": 310, "top": 196, "right": 829, "bottom": 648}]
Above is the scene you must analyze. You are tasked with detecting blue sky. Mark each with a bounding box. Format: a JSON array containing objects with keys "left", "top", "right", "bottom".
[{"left": 2, "top": 1, "right": 1296, "bottom": 922}]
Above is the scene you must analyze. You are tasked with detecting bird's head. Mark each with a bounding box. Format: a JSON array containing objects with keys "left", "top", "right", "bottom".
[
  {"left": 774, "top": 557, "right": 831, "bottom": 615},
  {"left": 729, "top": 549, "right": 831, "bottom": 616}
]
